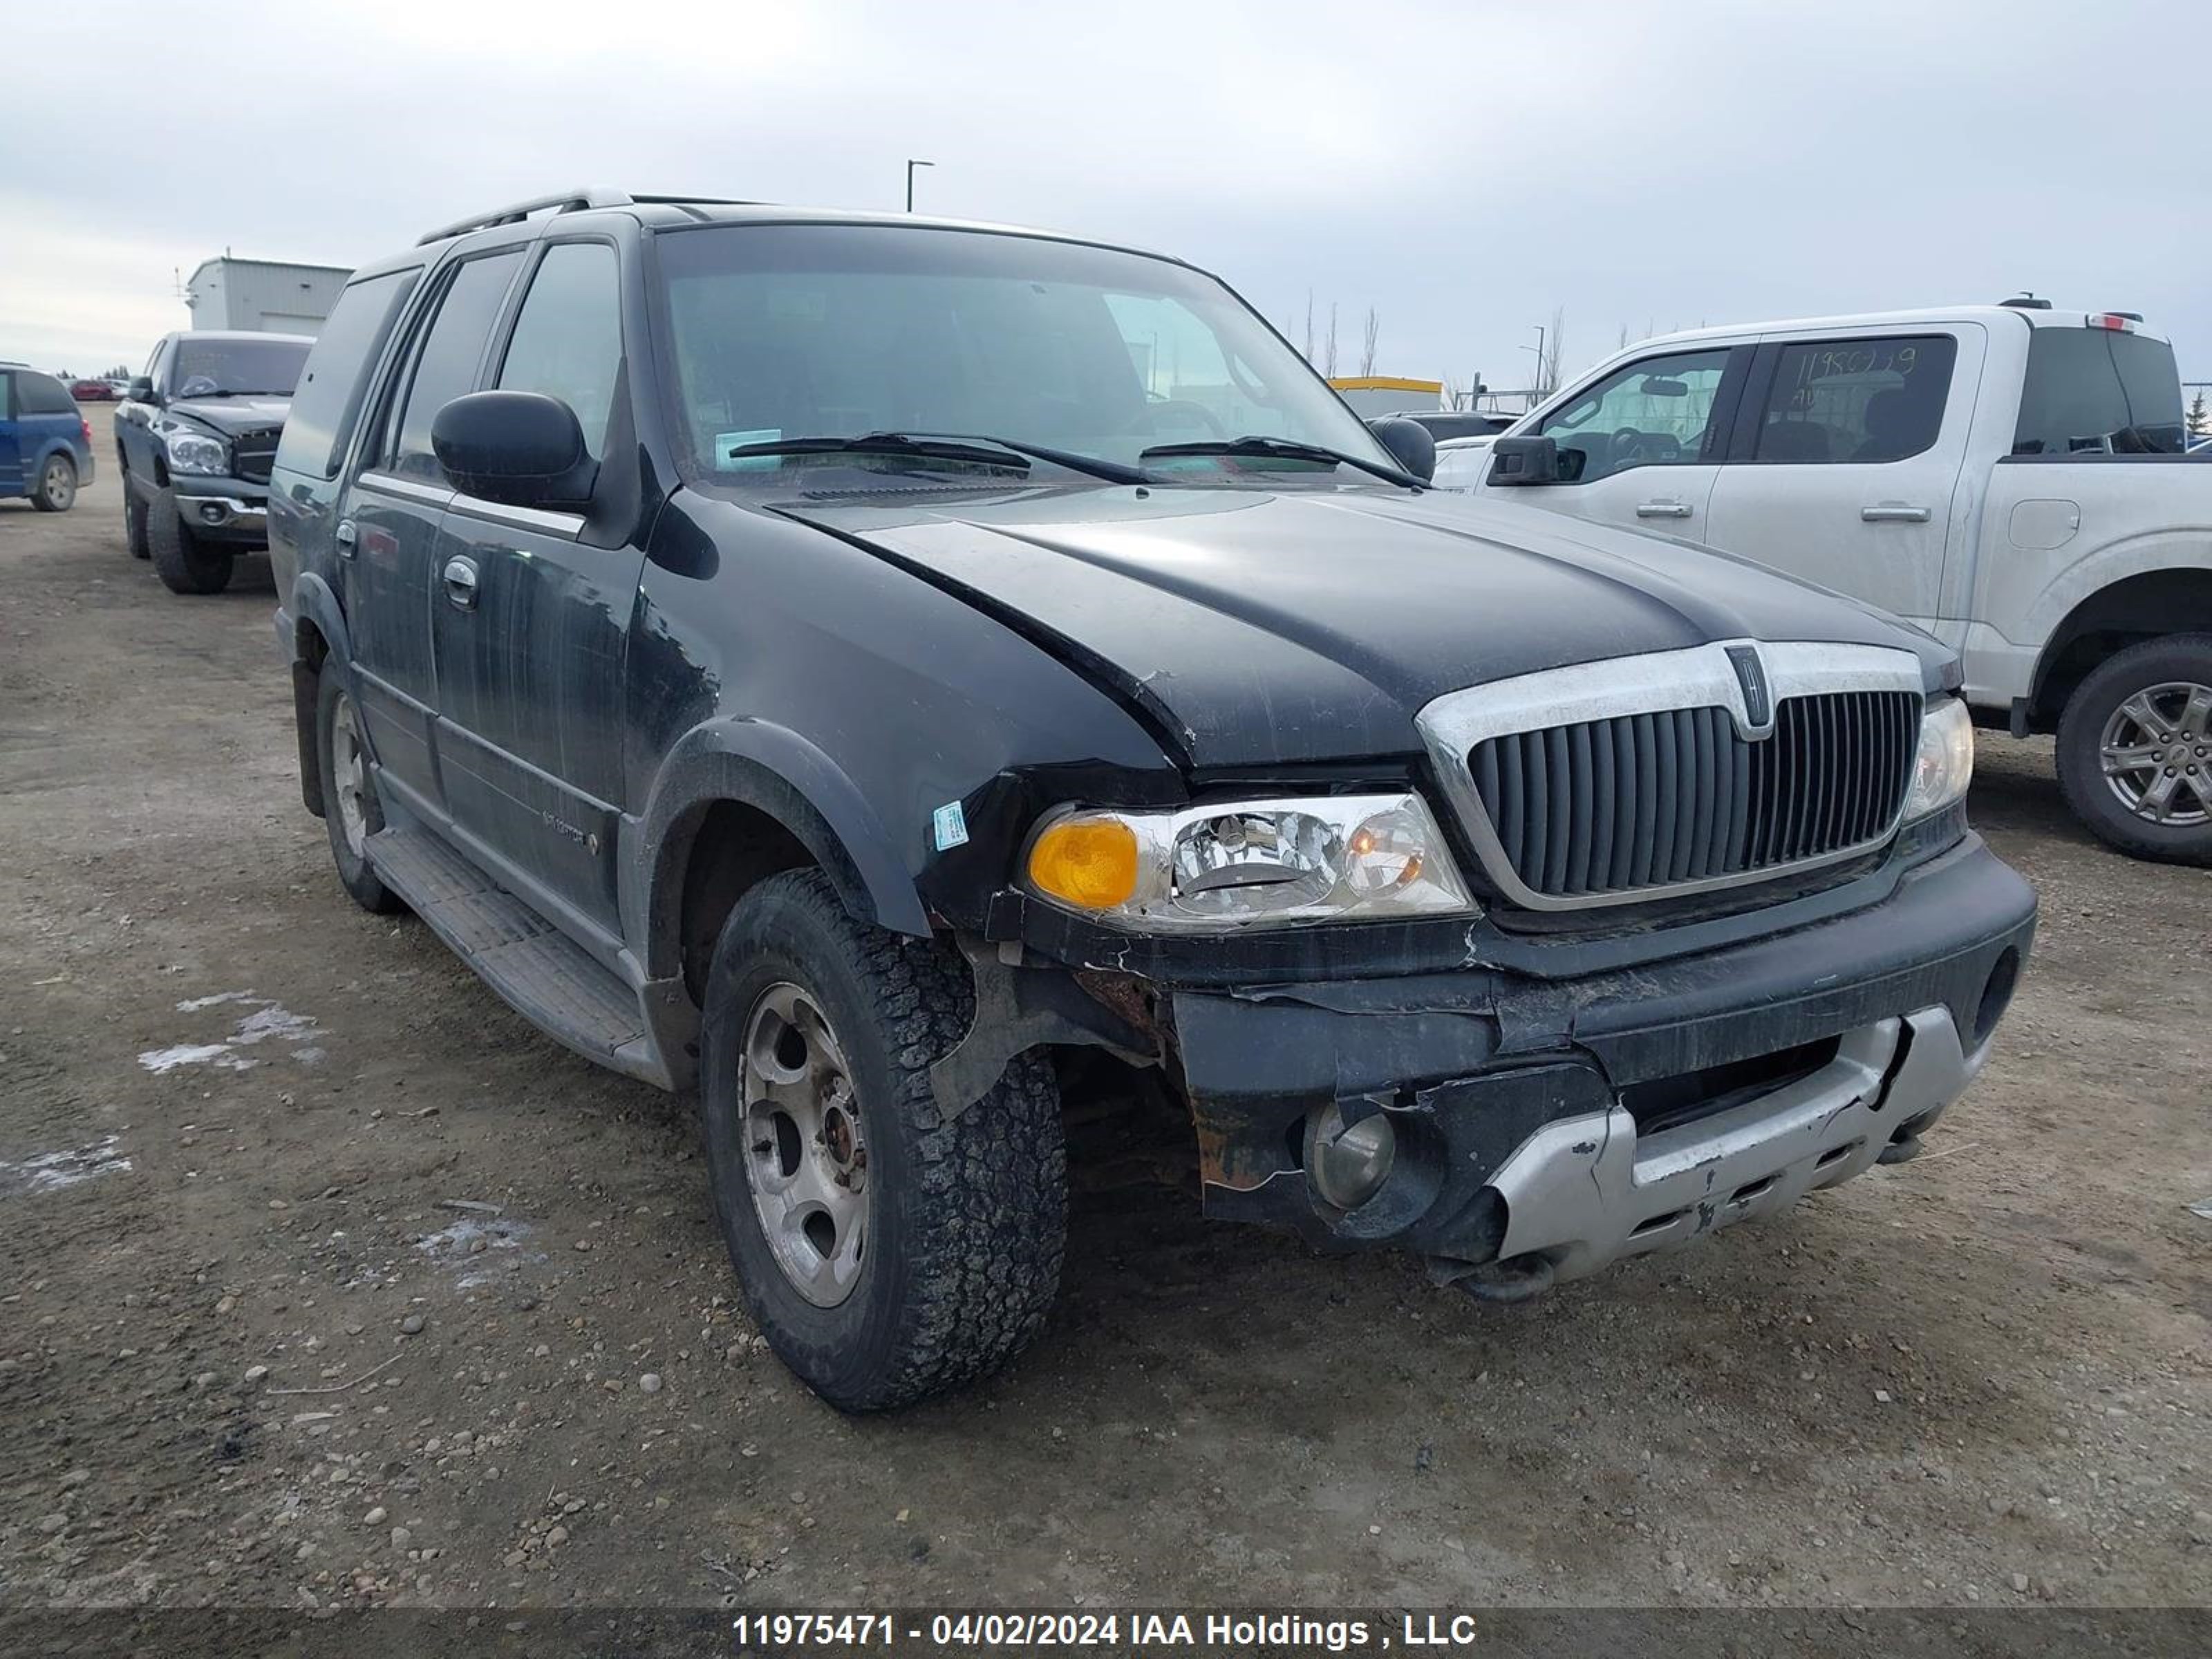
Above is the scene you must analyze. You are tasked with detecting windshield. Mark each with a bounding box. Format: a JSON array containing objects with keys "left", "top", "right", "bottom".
[
  {"left": 170, "top": 337, "right": 309, "bottom": 399},
  {"left": 651, "top": 223, "right": 1391, "bottom": 486}
]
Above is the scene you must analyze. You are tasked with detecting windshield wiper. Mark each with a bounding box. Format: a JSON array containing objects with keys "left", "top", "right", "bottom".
[
  {"left": 1139, "top": 435, "right": 1425, "bottom": 489},
  {"left": 723, "top": 432, "right": 1033, "bottom": 473},
  {"left": 722, "top": 431, "right": 1149, "bottom": 486},
  {"left": 891, "top": 431, "right": 1150, "bottom": 485}
]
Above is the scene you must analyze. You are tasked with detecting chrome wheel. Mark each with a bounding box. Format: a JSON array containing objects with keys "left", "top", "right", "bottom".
[
  {"left": 329, "top": 693, "right": 371, "bottom": 857},
  {"left": 2099, "top": 681, "right": 2212, "bottom": 827},
  {"left": 738, "top": 982, "right": 869, "bottom": 1308},
  {"left": 41, "top": 459, "right": 74, "bottom": 510}
]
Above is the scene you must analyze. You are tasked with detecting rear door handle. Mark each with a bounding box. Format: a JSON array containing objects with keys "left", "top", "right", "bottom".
[
  {"left": 1635, "top": 501, "right": 1693, "bottom": 519},
  {"left": 442, "top": 556, "right": 480, "bottom": 610},
  {"left": 1861, "top": 504, "right": 1931, "bottom": 523},
  {"left": 335, "top": 519, "right": 357, "bottom": 558}
]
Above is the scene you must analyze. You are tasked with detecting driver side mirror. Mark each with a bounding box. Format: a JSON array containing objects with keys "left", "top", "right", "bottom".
[
  {"left": 1366, "top": 417, "right": 1436, "bottom": 482},
  {"left": 1486, "top": 434, "right": 1562, "bottom": 485},
  {"left": 431, "top": 391, "right": 598, "bottom": 509}
]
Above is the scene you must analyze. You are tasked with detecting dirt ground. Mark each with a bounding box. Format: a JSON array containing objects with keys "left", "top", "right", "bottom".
[{"left": 1, "top": 411, "right": 2207, "bottom": 1618}]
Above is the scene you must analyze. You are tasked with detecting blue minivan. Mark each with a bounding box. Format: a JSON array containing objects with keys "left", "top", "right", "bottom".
[{"left": 1, "top": 368, "right": 93, "bottom": 512}]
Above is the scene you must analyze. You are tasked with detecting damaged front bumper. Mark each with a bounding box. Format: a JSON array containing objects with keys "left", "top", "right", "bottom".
[{"left": 1170, "top": 832, "right": 2035, "bottom": 1284}]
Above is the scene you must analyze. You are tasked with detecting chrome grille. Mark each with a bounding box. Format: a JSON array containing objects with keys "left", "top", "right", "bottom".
[
  {"left": 1414, "top": 641, "right": 1930, "bottom": 912},
  {"left": 1468, "top": 691, "right": 1920, "bottom": 899}
]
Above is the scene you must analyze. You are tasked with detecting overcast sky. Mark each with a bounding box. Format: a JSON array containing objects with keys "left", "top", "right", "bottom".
[{"left": 8, "top": 1, "right": 2208, "bottom": 394}]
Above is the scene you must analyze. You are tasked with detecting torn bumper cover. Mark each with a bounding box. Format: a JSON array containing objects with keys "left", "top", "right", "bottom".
[{"left": 1175, "top": 833, "right": 2036, "bottom": 1281}]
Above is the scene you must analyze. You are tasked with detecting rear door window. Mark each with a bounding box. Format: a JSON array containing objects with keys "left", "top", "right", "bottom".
[
  {"left": 13, "top": 372, "right": 77, "bottom": 416},
  {"left": 1750, "top": 336, "right": 1957, "bottom": 463},
  {"left": 2012, "top": 327, "right": 2184, "bottom": 454},
  {"left": 277, "top": 268, "right": 421, "bottom": 479},
  {"left": 494, "top": 242, "right": 623, "bottom": 462},
  {"left": 386, "top": 251, "right": 525, "bottom": 481},
  {"left": 0, "top": 375, "right": 14, "bottom": 420},
  {"left": 1537, "top": 348, "right": 1734, "bottom": 482}
]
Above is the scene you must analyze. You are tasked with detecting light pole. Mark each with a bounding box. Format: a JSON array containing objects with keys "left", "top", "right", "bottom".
[
  {"left": 905, "top": 159, "right": 935, "bottom": 213},
  {"left": 1522, "top": 324, "right": 1548, "bottom": 395}
]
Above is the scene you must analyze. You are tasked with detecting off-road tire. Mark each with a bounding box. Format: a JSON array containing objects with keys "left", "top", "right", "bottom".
[
  {"left": 2056, "top": 632, "right": 2212, "bottom": 865},
  {"left": 315, "top": 670, "right": 402, "bottom": 914},
  {"left": 123, "top": 482, "right": 151, "bottom": 558},
  {"left": 148, "top": 491, "right": 234, "bottom": 594},
  {"left": 700, "top": 870, "right": 1067, "bottom": 1412},
  {"left": 32, "top": 453, "right": 76, "bottom": 512}
]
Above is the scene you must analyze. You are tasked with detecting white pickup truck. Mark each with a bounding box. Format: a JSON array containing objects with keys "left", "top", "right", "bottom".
[{"left": 1465, "top": 302, "right": 2212, "bottom": 862}]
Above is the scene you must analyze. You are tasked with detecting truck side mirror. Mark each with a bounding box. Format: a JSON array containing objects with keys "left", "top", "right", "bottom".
[
  {"left": 1487, "top": 434, "right": 1562, "bottom": 485},
  {"left": 127, "top": 377, "right": 156, "bottom": 404},
  {"left": 1366, "top": 417, "right": 1436, "bottom": 482},
  {"left": 431, "top": 391, "right": 598, "bottom": 509}
]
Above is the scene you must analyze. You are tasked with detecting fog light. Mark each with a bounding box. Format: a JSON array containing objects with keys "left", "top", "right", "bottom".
[
  {"left": 1308, "top": 1103, "right": 1396, "bottom": 1210},
  {"left": 200, "top": 503, "right": 225, "bottom": 525}
]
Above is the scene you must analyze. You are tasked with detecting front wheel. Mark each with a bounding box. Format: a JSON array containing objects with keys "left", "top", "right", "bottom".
[
  {"left": 2055, "top": 634, "right": 2212, "bottom": 863},
  {"left": 32, "top": 454, "right": 76, "bottom": 513},
  {"left": 700, "top": 870, "right": 1067, "bottom": 1412},
  {"left": 148, "top": 491, "right": 234, "bottom": 594}
]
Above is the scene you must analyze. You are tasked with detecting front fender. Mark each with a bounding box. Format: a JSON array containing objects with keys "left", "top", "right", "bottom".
[{"left": 626, "top": 717, "right": 934, "bottom": 984}]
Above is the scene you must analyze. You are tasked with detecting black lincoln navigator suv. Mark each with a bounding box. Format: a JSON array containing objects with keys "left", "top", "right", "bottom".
[{"left": 268, "top": 189, "right": 2036, "bottom": 1411}]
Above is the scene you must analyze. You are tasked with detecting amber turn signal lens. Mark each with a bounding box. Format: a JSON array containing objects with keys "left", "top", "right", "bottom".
[{"left": 1027, "top": 818, "right": 1140, "bottom": 910}]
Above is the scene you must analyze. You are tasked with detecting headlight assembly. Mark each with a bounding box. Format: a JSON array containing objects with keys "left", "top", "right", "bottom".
[
  {"left": 1900, "top": 697, "right": 1975, "bottom": 823},
  {"left": 1022, "top": 793, "right": 1476, "bottom": 932},
  {"left": 163, "top": 429, "right": 230, "bottom": 475}
]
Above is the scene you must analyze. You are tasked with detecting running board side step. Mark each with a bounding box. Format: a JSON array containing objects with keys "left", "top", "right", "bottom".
[{"left": 364, "top": 827, "right": 673, "bottom": 1088}]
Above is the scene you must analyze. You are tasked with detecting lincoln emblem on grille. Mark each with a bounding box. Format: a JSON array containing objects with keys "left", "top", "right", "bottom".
[{"left": 1725, "top": 644, "right": 1772, "bottom": 730}]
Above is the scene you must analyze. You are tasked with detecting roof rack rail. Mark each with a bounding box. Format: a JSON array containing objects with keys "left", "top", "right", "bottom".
[{"left": 416, "top": 189, "right": 634, "bottom": 247}]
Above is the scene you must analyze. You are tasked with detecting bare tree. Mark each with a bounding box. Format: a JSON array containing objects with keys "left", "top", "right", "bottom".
[
  {"left": 1303, "top": 291, "right": 1315, "bottom": 364},
  {"left": 1360, "top": 308, "right": 1380, "bottom": 377},
  {"left": 1541, "top": 306, "right": 1568, "bottom": 395},
  {"left": 1324, "top": 303, "right": 1339, "bottom": 378}
]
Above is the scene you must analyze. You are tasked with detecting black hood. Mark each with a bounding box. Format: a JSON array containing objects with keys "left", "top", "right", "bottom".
[
  {"left": 165, "top": 395, "right": 290, "bottom": 435},
  {"left": 776, "top": 485, "right": 1951, "bottom": 768}
]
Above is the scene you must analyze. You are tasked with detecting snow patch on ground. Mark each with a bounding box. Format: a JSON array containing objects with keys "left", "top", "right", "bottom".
[
  {"left": 1, "top": 1135, "right": 132, "bottom": 1198},
  {"left": 139, "top": 992, "right": 324, "bottom": 1074},
  {"left": 417, "top": 1217, "right": 539, "bottom": 1288}
]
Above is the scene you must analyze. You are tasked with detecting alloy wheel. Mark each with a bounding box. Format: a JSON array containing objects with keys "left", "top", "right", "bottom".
[
  {"left": 330, "top": 693, "right": 371, "bottom": 856},
  {"left": 2099, "top": 681, "right": 2212, "bottom": 827},
  {"left": 738, "top": 982, "right": 870, "bottom": 1307}
]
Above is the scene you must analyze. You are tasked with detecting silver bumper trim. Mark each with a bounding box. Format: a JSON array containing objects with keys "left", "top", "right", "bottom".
[{"left": 1486, "top": 1006, "right": 1983, "bottom": 1281}]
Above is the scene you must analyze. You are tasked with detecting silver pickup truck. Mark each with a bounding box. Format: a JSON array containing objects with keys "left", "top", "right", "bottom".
[{"left": 1466, "top": 303, "right": 2212, "bottom": 862}]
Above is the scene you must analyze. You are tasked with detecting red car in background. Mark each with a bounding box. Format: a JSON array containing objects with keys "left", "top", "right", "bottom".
[{"left": 71, "top": 379, "right": 115, "bottom": 401}]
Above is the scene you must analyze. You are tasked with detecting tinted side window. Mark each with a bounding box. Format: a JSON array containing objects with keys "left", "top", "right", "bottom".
[
  {"left": 15, "top": 372, "right": 77, "bottom": 415},
  {"left": 2013, "top": 328, "right": 2184, "bottom": 455},
  {"left": 1752, "top": 335, "right": 1956, "bottom": 464},
  {"left": 1538, "top": 348, "right": 1732, "bottom": 483},
  {"left": 495, "top": 243, "right": 623, "bottom": 463},
  {"left": 0, "top": 375, "right": 14, "bottom": 420},
  {"left": 276, "top": 268, "right": 421, "bottom": 480},
  {"left": 390, "top": 252, "right": 523, "bottom": 481}
]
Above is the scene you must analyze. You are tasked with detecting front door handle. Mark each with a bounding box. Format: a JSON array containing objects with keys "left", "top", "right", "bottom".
[
  {"left": 335, "top": 519, "right": 357, "bottom": 558},
  {"left": 442, "top": 556, "right": 480, "bottom": 610},
  {"left": 1861, "top": 504, "right": 1932, "bottom": 523},
  {"left": 1635, "top": 501, "right": 1693, "bottom": 519}
]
